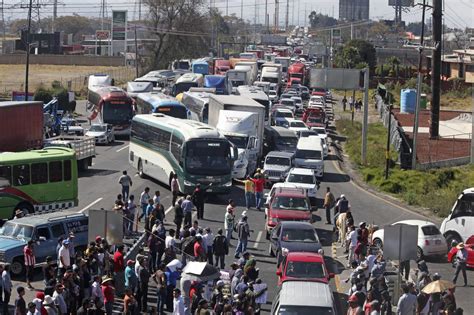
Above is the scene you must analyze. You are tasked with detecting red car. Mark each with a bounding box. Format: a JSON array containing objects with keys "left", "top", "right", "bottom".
[
  {"left": 448, "top": 236, "right": 474, "bottom": 268},
  {"left": 276, "top": 252, "right": 334, "bottom": 286}
]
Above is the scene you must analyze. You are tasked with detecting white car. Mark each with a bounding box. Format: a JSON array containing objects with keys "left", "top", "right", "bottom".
[
  {"left": 371, "top": 220, "right": 447, "bottom": 259},
  {"left": 290, "top": 96, "right": 303, "bottom": 112},
  {"left": 284, "top": 167, "right": 319, "bottom": 199},
  {"left": 268, "top": 90, "right": 279, "bottom": 102},
  {"left": 85, "top": 123, "right": 115, "bottom": 144},
  {"left": 287, "top": 119, "right": 309, "bottom": 133}
]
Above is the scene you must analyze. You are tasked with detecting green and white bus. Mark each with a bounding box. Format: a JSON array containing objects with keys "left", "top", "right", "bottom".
[
  {"left": 0, "top": 147, "right": 78, "bottom": 219},
  {"left": 129, "top": 114, "right": 238, "bottom": 194}
]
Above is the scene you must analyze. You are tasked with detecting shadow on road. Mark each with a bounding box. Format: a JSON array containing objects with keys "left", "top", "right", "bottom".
[
  {"left": 80, "top": 168, "right": 120, "bottom": 178},
  {"left": 325, "top": 256, "right": 346, "bottom": 275},
  {"left": 323, "top": 172, "right": 350, "bottom": 183}
]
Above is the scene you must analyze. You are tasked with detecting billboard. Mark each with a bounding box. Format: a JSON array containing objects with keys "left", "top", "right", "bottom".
[
  {"left": 112, "top": 10, "right": 127, "bottom": 41},
  {"left": 96, "top": 30, "right": 110, "bottom": 40},
  {"left": 310, "top": 68, "right": 364, "bottom": 90},
  {"left": 388, "top": 0, "right": 414, "bottom": 7},
  {"left": 260, "top": 35, "right": 287, "bottom": 45}
]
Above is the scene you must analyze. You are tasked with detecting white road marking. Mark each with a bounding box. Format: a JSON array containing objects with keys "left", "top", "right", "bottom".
[
  {"left": 134, "top": 174, "right": 139, "bottom": 177},
  {"left": 165, "top": 206, "right": 173, "bottom": 215},
  {"left": 116, "top": 145, "right": 129, "bottom": 153},
  {"left": 253, "top": 231, "right": 263, "bottom": 248},
  {"left": 79, "top": 197, "right": 103, "bottom": 213}
]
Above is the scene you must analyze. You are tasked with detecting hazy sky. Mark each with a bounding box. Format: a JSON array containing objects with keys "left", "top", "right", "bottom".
[{"left": 4, "top": 0, "right": 474, "bottom": 29}]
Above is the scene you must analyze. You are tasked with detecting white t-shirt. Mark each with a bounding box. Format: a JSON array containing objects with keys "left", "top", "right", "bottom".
[
  {"left": 347, "top": 230, "right": 358, "bottom": 247},
  {"left": 165, "top": 235, "right": 176, "bottom": 249},
  {"left": 140, "top": 191, "right": 150, "bottom": 205},
  {"left": 58, "top": 245, "right": 70, "bottom": 268}
]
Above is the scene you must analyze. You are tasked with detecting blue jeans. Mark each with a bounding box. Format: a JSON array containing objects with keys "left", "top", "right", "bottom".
[
  {"left": 122, "top": 185, "right": 130, "bottom": 200},
  {"left": 225, "top": 228, "right": 233, "bottom": 245},
  {"left": 235, "top": 238, "right": 248, "bottom": 257},
  {"left": 255, "top": 191, "right": 263, "bottom": 209},
  {"left": 156, "top": 290, "right": 166, "bottom": 314},
  {"left": 245, "top": 192, "right": 254, "bottom": 209}
]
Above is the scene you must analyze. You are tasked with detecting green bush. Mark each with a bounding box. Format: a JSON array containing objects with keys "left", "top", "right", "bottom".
[{"left": 33, "top": 86, "right": 53, "bottom": 104}]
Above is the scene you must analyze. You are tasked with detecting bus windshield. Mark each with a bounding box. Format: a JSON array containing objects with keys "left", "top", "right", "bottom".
[
  {"left": 185, "top": 140, "right": 231, "bottom": 176},
  {"left": 154, "top": 106, "right": 187, "bottom": 119},
  {"left": 103, "top": 102, "right": 133, "bottom": 124}
]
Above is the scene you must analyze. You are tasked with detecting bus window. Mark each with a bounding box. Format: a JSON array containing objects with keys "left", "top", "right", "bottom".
[
  {"left": 49, "top": 161, "right": 63, "bottom": 182},
  {"left": 13, "top": 164, "right": 30, "bottom": 186},
  {"left": 171, "top": 135, "right": 183, "bottom": 162},
  {"left": 31, "top": 163, "right": 48, "bottom": 184},
  {"left": 64, "top": 160, "right": 72, "bottom": 181},
  {"left": 0, "top": 166, "right": 12, "bottom": 184}
]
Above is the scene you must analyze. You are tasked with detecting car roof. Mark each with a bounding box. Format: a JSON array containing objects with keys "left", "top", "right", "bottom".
[
  {"left": 275, "top": 108, "right": 293, "bottom": 113},
  {"left": 287, "top": 252, "right": 324, "bottom": 262},
  {"left": 279, "top": 281, "right": 333, "bottom": 307},
  {"left": 289, "top": 167, "right": 314, "bottom": 175},
  {"left": 394, "top": 220, "right": 438, "bottom": 227},
  {"left": 9, "top": 211, "right": 87, "bottom": 226},
  {"left": 279, "top": 221, "right": 314, "bottom": 229},
  {"left": 273, "top": 187, "right": 307, "bottom": 198},
  {"left": 266, "top": 151, "right": 294, "bottom": 158}
]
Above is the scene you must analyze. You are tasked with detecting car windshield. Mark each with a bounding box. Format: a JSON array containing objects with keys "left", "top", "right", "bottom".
[
  {"left": 299, "top": 131, "right": 317, "bottom": 137},
  {"left": 281, "top": 228, "right": 317, "bottom": 242},
  {"left": 281, "top": 100, "right": 294, "bottom": 106},
  {"left": 276, "top": 111, "right": 293, "bottom": 118},
  {"left": 287, "top": 174, "right": 315, "bottom": 184},
  {"left": 278, "top": 306, "right": 333, "bottom": 315},
  {"left": 295, "top": 149, "right": 322, "bottom": 160},
  {"left": 276, "top": 137, "right": 298, "bottom": 148},
  {"left": 266, "top": 157, "right": 291, "bottom": 166},
  {"left": 422, "top": 225, "right": 441, "bottom": 236},
  {"left": 285, "top": 261, "right": 326, "bottom": 278},
  {"left": 308, "top": 117, "right": 323, "bottom": 123},
  {"left": 89, "top": 125, "right": 107, "bottom": 132},
  {"left": 0, "top": 222, "right": 33, "bottom": 239},
  {"left": 271, "top": 196, "right": 309, "bottom": 211},
  {"left": 313, "top": 128, "right": 325, "bottom": 134},
  {"left": 225, "top": 135, "right": 248, "bottom": 149},
  {"left": 290, "top": 121, "right": 306, "bottom": 128}
]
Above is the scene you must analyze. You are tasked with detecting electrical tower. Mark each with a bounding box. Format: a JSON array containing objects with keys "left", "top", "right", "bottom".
[
  {"left": 274, "top": 0, "right": 279, "bottom": 32},
  {"left": 1, "top": 0, "right": 5, "bottom": 40},
  {"left": 99, "top": 0, "right": 108, "bottom": 29},
  {"left": 285, "top": 0, "right": 288, "bottom": 31}
]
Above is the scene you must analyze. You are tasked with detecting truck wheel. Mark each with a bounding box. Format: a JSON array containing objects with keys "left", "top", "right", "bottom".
[
  {"left": 13, "top": 202, "right": 34, "bottom": 218},
  {"left": 11, "top": 258, "right": 25, "bottom": 277},
  {"left": 138, "top": 160, "right": 146, "bottom": 178},
  {"left": 445, "top": 233, "right": 462, "bottom": 250},
  {"left": 82, "top": 159, "right": 89, "bottom": 171}
]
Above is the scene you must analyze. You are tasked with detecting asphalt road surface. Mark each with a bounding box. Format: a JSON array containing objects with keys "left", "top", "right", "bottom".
[{"left": 12, "top": 101, "right": 474, "bottom": 314}]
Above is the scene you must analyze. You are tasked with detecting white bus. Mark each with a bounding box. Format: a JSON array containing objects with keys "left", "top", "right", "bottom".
[{"left": 129, "top": 114, "right": 237, "bottom": 194}]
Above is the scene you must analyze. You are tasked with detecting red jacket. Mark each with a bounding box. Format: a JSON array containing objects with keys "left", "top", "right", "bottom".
[
  {"left": 113, "top": 250, "right": 124, "bottom": 272},
  {"left": 252, "top": 178, "right": 265, "bottom": 193}
]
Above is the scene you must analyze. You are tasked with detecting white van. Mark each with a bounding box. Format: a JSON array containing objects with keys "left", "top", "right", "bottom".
[
  {"left": 271, "top": 281, "right": 336, "bottom": 314},
  {"left": 440, "top": 187, "right": 474, "bottom": 246},
  {"left": 294, "top": 136, "right": 324, "bottom": 178}
]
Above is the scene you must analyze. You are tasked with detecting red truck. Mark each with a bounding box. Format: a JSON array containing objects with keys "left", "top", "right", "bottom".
[
  {"left": 288, "top": 62, "right": 306, "bottom": 86},
  {"left": 0, "top": 101, "right": 44, "bottom": 152},
  {"left": 214, "top": 60, "right": 231, "bottom": 75}
]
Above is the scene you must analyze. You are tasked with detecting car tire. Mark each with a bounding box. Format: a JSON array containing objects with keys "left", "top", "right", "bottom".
[
  {"left": 417, "top": 246, "right": 424, "bottom": 260},
  {"left": 269, "top": 244, "right": 275, "bottom": 257},
  {"left": 11, "top": 258, "right": 25, "bottom": 277}
]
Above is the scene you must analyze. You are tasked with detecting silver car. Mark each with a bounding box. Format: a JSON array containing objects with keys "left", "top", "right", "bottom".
[
  {"left": 85, "top": 123, "right": 115, "bottom": 144},
  {"left": 264, "top": 151, "right": 294, "bottom": 185}
]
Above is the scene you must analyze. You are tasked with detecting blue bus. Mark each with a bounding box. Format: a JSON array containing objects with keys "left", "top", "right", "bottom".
[
  {"left": 135, "top": 92, "right": 188, "bottom": 119},
  {"left": 192, "top": 60, "right": 209, "bottom": 75}
]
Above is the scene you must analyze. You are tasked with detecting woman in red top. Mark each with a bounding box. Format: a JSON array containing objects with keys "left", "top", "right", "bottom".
[
  {"left": 193, "top": 236, "right": 206, "bottom": 262},
  {"left": 251, "top": 174, "right": 265, "bottom": 211},
  {"left": 102, "top": 277, "right": 115, "bottom": 315}
]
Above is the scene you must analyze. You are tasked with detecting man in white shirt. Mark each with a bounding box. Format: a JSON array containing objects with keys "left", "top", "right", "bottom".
[
  {"left": 202, "top": 227, "right": 214, "bottom": 264},
  {"left": 397, "top": 284, "right": 417, "bottom": 315},
  {"left": 165, "top": 229, "right": 177, "bottom": 255},
  {"left": 139, "top": 187, "right": 151, "bottom": 222},
  {"left": 346, "top": 226, "right": 357, "bottom": 267},
  {"left": 172, "top": 288, "right": 185, "bottom": 315},
  {"left": 57, "top": 240, "right": 71, "bottom": 277},
  {"left": 52, "top": 284, "right": 68, "bottom": 314},
  {"left": 2, "top": 264, "right": 12, "bottom": 315},
  {"left": 118, "top": 170, "right": 133, "bottom": 200}
]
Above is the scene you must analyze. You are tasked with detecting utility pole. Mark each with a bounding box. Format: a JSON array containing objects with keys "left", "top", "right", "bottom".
[
  {"left": 264, "top": 0, "right": 268, "bottom": 30},
  {"left": 361, "top": 68, "right": 370, "bottom": 164},
  {"left": 285, "top": 0, "right": 289, "bottom": 31},
  {"left": 241, "top": 0, "right": 243, "bottom": 20},
  {"left": 274, "top": 0, "right": 279, "bottom": 32},
  {"left": 1, "top": 0, "right": 5, "bottom": 41},
  {"left": 430, "top": 0, "right": 442, "bottom": 138},
  {"left": 291, "top": 0, "right": 294, "bottom": 27},
  {"left": 138, "top": 0, "right": 141, "bottom": 20},
  {"left": 304, "top": 3, "right": 307, "bottom": 27},
  {"left": 385, "top": 103, "right": 392, "bottom": 179},
  {"left": 350, "top": 23, "right": 353, "bottom": 40},
  {"left": 134, "top": 26, "right": 139, "bottom": 78},
  {"left": 52, "top": 0, "right": 57, "bottom": 32},
  {"left": 411, "top": 0, "right": 427, "bottom": 170},
  {"left": 297, "top": 0, "right": 300, "bottom": 26},
  {"left": 24, "top": 0, "right": 33, "bottom": 101}
]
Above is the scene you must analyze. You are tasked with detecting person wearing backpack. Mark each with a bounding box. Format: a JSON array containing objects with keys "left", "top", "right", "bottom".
[{"left": 181, "top": 230, "right": 196, "bottom": 266}]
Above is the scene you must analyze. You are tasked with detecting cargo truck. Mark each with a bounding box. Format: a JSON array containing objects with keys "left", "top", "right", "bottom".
[
  {"left": 225, "top": 70, "right": 248, "bottom": 94},
  {"left": 260, "top": 63, "right": 282, "bottom": 86},
  {"left": 0, "top": 101, "right": 44, "bottom": 152},
  {"left": 208, "top": 95, "right": 266, "bottom": 175},
  {"left": 43, "top": 136, "right": 96, "bottom": 171},
  {"left": 234, "top": 61, "right": 258, "bottom": 84}
]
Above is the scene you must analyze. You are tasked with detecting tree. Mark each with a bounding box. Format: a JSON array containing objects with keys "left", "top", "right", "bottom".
[
  {"left": 143, "top": 0, "right": 212, "bottom": 70},
  {"left": 334, "top": 46, "right": 361, "bottom": 69},
  {"left": 308, "top": 11, "right": 337, "bottom": 28},
  {"left": 368, "top": 22, "right": 390, "bottom": 41},
  {"left": 334, "top": 39, "right": 376, "bottom": 71}
]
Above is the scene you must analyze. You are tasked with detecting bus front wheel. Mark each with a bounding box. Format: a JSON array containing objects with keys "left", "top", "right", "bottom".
[{"left": 138, "top": 160, "right": 146, "bottom": 178}]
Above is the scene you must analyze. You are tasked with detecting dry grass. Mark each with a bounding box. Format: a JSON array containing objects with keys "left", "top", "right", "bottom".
[
  {"left": 441, "top": 94, "right": 473, "bottom": 111},
  {"left": 0, "top": 64, "right": 127, "bottom": 94}
]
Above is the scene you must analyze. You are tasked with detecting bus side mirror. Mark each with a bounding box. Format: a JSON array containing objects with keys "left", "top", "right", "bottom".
[{"left": 231, "top": 145, "right": 238, "bottom": 161}]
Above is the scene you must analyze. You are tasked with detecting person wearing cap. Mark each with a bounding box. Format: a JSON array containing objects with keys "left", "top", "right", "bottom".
[
  {"left": 23, "top": 240, "right": 36, "bottom": 290},
  {"left": 173, "top": 288, "right": 185, "bottom": 315},
  {"left": 57, "top": 239, "right": 70, "bottom": 279},
  {"left": 52, "top": 284, "right": 67, "bottom": 314},
  {"left": 347, "top": 293, "right": 363, "bottom": 315},
  {"left": 234, "top": 213, "right": 250, "bottom": 259},
  {"left": 195, "top": 299, "right": 210, "bottom": 315},
  {"left": 101, "top": 277, "right": 115, "bottom": 315},
  {"left": 43, "top": 295, "right": 58, "bottom": 315},
  {"left": 224, "top": 200, "right": 236, "bottom": 245},
  {"left": 452, "top": 242, "right": 468, "bottom": 286},
  {"left": 124, "top": 259, "right": 137, "bottom": 293}
]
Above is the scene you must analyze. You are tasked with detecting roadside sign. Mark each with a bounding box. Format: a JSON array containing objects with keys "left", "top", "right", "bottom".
[
  {"left": 382, "top": 224, "right": 418, "bottom": 261},
  {"left": 11, "top": 91, "right": 34, "bottom": 101},
  {"left": 310, "top": 68, "right": 363, "bottom": 90},
  {"left": 112, "top": 10, "right": 127, "bottom": 41},
  {"left": 95, "top": 30, "right": 110, "bottom": 40},
  {"left": 88, "top": 209, "right": 124, "bottom": 245}
]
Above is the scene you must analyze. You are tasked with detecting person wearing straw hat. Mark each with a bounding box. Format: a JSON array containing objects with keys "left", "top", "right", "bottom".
[
  {"left": 452, "top": 242, "right": 468, "bottom": 286},
  {"left": 43, "top": 295, "right": 59, "bottom": 315},
  {"left": 101, "top": 276, "right": 115, "bottom": 315}
]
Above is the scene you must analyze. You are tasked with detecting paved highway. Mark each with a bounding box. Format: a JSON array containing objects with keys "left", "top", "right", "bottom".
[{"left": 13, "top": 101, "right": 474, "bottom": 314}]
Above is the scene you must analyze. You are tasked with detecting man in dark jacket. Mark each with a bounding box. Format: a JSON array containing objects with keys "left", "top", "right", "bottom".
[
  {"left": 173, "top": 198, "right": 184, "bottom": 238},
  {"left": 213, "top": 229, "right": 229, "bottom": 269},
  {"left": 192, "top": 184, "right": 206, "bottom": 220}
]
